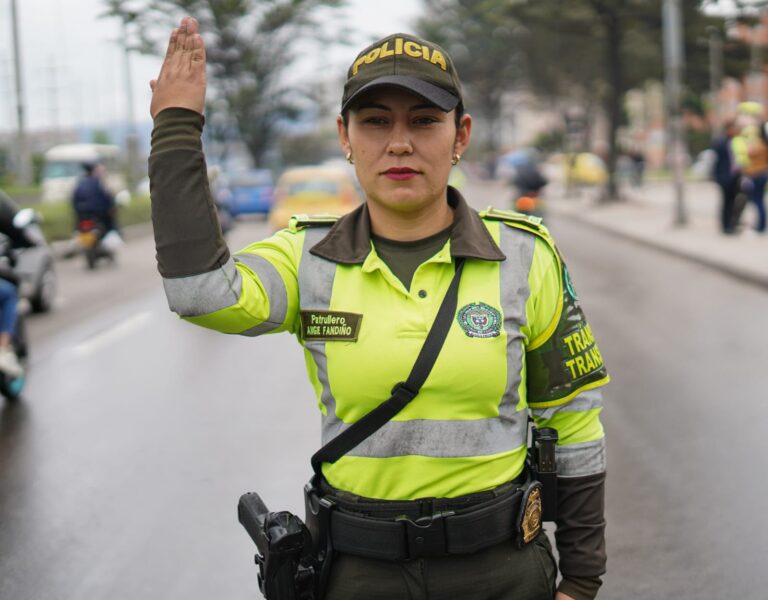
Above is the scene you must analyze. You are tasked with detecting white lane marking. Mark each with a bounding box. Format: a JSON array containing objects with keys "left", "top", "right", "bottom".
[{"left": 72, "top": 311, "right": 153, "bottom": 358}]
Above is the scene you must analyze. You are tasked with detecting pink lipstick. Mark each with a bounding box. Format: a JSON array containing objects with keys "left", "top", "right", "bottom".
[{"left": 383, "top": 167, "right": 419, "bottom": 181}]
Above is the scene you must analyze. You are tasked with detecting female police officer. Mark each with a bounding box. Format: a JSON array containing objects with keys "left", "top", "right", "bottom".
[{"left": 148, "top": 17, "right": 608, "bottom": 600}]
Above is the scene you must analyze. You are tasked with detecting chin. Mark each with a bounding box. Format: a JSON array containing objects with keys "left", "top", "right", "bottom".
[
  {"left": 375, "top": 191, "right": 431, "bottom": 212},
  {"left": 375, "top": 183, "right": 437, "bottom": 206}
]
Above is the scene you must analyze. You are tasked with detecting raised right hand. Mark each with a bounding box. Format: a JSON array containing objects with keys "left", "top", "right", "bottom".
[{"left": 149, "top": 16, "right": 207, "bottom": 119}]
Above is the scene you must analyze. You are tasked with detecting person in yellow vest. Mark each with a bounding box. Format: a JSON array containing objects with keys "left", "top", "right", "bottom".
[
  {"left": 734, "top": 122, "right": 768, "bottom": 233},
  {"left": 148, "top": 17, "right": 609, "bottom": 600}
]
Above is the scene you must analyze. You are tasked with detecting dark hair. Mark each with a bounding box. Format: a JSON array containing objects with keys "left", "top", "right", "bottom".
[
  {"left": 81, "top": 161, "right": 100, "bottom": 175},
  {"left": 341, "top": 102, "right": 466, "bottom": 131}
]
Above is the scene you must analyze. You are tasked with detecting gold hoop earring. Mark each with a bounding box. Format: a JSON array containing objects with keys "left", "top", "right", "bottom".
[
  {"left": 346, "top": 152, "right": 354, "bottom": 165},
  {"left": 451, "top": 153, "right": 461, "bottom": 166}
]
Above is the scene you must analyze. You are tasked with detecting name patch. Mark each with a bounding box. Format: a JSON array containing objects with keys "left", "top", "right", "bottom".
[{"left": 300, "top": 311, "right": 362, "bottom": 342}]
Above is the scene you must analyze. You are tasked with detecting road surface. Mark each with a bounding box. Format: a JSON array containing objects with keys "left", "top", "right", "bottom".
[{"left": 2, "top": 187, "right": 766, "bottom": 599}]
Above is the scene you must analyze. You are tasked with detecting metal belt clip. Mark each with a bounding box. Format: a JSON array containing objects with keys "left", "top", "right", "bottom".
[{"left": 396, "top": 510, "right": 455, "bottom": 559}]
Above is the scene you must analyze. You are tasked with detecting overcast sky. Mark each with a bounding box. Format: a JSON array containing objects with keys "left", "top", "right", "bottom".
[{"left": 0, "top": 0, "right": 423, "bottom": 133}]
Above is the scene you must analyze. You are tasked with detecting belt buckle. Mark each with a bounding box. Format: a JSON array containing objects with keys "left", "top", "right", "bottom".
[{"left": 396, "top": 511, "right": 454, "bottom": 559}]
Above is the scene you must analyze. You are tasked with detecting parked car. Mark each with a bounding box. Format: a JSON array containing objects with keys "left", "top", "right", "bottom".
[
  {"left": 224, "top": 169, "right": 275, "bottom": 217},
  {"left": 268, "top": 166, "right": 362, "bottom": 230}
]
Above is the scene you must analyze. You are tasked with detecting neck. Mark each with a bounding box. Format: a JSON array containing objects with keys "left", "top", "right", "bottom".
[{"left": 367, "top": 191, "right": 454, "bottom": 241}]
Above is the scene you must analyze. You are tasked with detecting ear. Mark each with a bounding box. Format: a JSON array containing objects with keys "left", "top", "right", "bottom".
[
  {"left": 337, "top": 115, "right": 351, "bottom": 155},
  {"left": 454, "top": 113, "right": 472, "bottom": 157}
]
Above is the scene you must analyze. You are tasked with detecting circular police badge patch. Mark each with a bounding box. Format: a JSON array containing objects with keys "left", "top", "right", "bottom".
[
  {"left": 563, "top": 264, "right": 578, "bottom": 301},
  {"left": 457, "top": 303, "right": 502, "bottom": 338}
]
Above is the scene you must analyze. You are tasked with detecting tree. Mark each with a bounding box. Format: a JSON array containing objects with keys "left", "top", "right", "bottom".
[
  {"left": 416, "top": 0, "right": 526, "bottom": 164},
  {"left": 401, "top": 1, "right": 757, "bottom": 199},
  {"left": 102, "top": 0, "right": 345, "bottom": 167},
  {"left": 505, "top": 0, "right": 750, "bottom": 200}
]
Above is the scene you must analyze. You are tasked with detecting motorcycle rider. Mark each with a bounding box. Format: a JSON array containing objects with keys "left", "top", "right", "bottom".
[
  {"left": 72, "top": 161, "right": 119, "bottom": 234},
  {"left": 0, "top": 190, "right": 33, "bottom": 377}
]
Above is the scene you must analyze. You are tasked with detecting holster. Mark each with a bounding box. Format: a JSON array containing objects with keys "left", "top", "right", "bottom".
[
  {"left": 238, "top": 486, "right": 334, "bottom": 600},
  {"left": 303, "top": 476, "right": 336, "bottom": 598}
]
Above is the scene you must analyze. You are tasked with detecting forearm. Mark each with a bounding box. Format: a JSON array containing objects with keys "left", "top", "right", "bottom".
[
  {"left": 149, "top": 107, "right": 228, "bottom": 279},
  {"left": 555, "top": 471, "right": 606, "bottom": 599}
]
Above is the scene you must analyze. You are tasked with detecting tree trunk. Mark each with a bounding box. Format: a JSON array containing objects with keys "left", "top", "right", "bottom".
[{"left": 603, "top": 11, "right": 623, "bottom": 202}]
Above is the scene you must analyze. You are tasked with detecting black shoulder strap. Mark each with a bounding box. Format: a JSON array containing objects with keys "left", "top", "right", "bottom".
[{"left": 311, "top": 258, "right": 465, "bottom": 476}]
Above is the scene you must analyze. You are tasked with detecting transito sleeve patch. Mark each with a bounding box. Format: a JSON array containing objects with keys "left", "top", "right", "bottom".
[{"left": 526, "top": 261, "right": 608, "bottom": 406}]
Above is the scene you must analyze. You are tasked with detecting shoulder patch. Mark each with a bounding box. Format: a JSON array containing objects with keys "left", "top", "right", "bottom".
[
  {"left": 480, "top": 207, "right": 544, "bottom": 228},
  {"left": 288, "top": 214, "right": 340, "bottom": 233},
  {"left": 480, "top": 207, "right": 556, "bottom": 251}
]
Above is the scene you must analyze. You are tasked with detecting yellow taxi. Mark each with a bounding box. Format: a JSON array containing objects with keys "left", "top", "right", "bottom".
[
  {"left": 268, "top": 166, "right": 362, "bottom": 230},
  {"left": 546, "top": 152, "right": 608, "bottom": 187}
]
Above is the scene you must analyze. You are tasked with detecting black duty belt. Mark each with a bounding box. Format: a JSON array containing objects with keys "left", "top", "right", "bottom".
[{"left": 325, "top": 484, "right": 526, "bottom": 561}]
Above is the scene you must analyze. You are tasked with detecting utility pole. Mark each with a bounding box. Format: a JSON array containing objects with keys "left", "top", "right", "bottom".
[
  {"left": 10, "top": 0, "right": 31, "bottom": 186},
  {"left": 663, "top": 0, "right": 687, "bottom": 227},
  {"left": 121, "top": 19, "right": 139, "bottom": 196},
  {"left": 708, "top": 26, "right": 723, "bottom": 133},
  {"left": 44, "top": 57, "right": 63, "bottom": 144}
]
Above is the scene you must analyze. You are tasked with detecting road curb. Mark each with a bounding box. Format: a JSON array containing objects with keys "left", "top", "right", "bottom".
[{"left": 551, "top": 206, "right": 768, "bottom": 291}]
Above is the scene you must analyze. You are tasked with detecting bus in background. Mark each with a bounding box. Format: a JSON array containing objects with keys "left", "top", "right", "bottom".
[{"left": 41, "top": 144, "right": 127, "bottom": 203}]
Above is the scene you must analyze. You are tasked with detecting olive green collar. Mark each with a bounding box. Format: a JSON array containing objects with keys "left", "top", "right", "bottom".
[{"left": 309, "top": 186, "right": 505, "bottom": 264}]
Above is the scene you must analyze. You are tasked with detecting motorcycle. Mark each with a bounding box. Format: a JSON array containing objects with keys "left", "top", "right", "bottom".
[
  {"left": 0, "top": 233, "right": 29, "bottom": 401},
  {"left": 77, "top": 216, "right": 119, "bottom": 270}
]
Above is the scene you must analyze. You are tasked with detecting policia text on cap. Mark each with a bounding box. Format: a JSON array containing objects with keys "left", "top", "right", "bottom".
[{"left": 148, "top": 17, "right": 609, "bottom": 600}]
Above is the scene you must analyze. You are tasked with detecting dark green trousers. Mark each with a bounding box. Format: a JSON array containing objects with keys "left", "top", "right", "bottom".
[{"left": 324, "top": 531, "right": 557, "bottom": 600}]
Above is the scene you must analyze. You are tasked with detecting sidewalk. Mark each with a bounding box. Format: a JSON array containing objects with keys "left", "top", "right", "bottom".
[{"left": 545, "top": 179, "right": 768, "bottom": 289}]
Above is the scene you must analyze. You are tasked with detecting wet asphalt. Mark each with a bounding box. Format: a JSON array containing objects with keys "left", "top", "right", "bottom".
[{"left": 1, "top": 187, "right": 766, "bottom": 600}]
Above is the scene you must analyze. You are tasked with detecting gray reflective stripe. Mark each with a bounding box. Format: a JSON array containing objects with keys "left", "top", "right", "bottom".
[
  {"left": 556, "top": 438, "right": 606, "bottom": 477},
  {"left": 529, "top": 389, "right": 604, "bottom": 420},
  {"left": 234, "top": 253, "right": 289, "bottom": 336},
  {"left": 498, "top": 225, "right": 536, "bottom": 449},
  {"left": 324, "top": 417, "right": 524, "bottom": 458},
  {"left": 162, "top": 258, "right": 242, "bottom": 317},
  {"left": 298, "top": 229, "right": 340, "bottom": 428}
]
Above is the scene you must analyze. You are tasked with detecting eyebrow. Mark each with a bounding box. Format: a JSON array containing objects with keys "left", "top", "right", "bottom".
[{"left": 355, "top": 102, "right": 440, "bottom": 112}]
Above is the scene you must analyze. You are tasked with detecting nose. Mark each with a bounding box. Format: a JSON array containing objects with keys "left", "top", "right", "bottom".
[{"left": 387, "top": 121, "right": 413, "bottom": 156}]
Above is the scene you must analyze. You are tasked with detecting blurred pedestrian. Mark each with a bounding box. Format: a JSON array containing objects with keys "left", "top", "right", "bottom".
[
  {"left": 711, "top": 120, "right": 741, "bottom": 234},
  {"left": 743, "top": 123, "right": 768, "bottom": 234},
  {"left": 629, "top": 148, "right": 645, "bottom": 188},
  {"left": 149, "top": 17, "right": 609, "bottom": 600}
]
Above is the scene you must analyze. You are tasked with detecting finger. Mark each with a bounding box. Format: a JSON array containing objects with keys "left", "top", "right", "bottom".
[
  {"left": 165, "top": 28, "right": 179, "bottom": 60},
  {"left": 176, "top": 17, "right": 188, "bottom": 52},
  {"left": 183, "top": 18, "right": 198, "bottom": 53},
  {"left": 190, "top": 34, "right": 206, "bottom": 69},
  {"left": 157, "top": 29, "right": 178, "bottom": 80},
  {"left": 185, "top": 17, "right": 199, "bottom": 36},
  {"left": 149, "top": 79, "right": 157, "bottom": 92}
]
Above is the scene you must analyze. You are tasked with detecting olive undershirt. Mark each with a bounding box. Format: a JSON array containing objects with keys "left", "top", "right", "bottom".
[{"left": 371, "top": 225, "right": 453, "bottom": 290}]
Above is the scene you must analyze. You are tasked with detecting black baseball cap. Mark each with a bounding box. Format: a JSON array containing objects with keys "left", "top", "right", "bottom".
[{"left": 341, "top": 33, "right": 463, "bottom": 113}]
